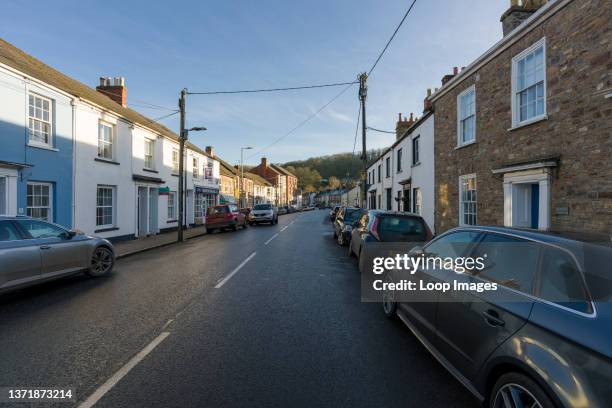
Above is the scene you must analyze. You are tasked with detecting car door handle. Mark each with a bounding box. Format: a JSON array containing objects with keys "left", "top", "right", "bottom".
[
  {"left": 482, "top": 310, "right": 505, "bottom": 327},
  {"left": 40, "top": 245, "right": 51, "bottom": 250}
]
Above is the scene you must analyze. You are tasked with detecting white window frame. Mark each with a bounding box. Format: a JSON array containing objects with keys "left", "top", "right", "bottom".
[
  {"left": 0, "top": 176, "right": 7, "bottom": 215},
  {"left": 167, "top": 191, "right": 177, "bottom": 220},
  {"left": 96, "top": 185, "right": 116, "bottom": 228},
  {"left": 98, "top": 121, "right": 114, "bottom": 160},
  {"left": 511, "top": 37, "right": 547, "bottom": 128},
  {"left": 171, "top": 149, "right": 179, "bottom": 174},
  {"left": 457, "top": 85, "right": 476, "bottom": 146},
  {"left": 28, "top": 93, "right": 53, "bottom": 148},
  {"left": 144, "top": 138, "right": 155, "bottom": 170},
  {"left": 459, "top": 174, "right": 477, "bottom": 226},
  {"left": 412, "top": 135, "right": 420, "bottom": 165},
  {"left": 192, "top": 157, "right": 199, "bottom": 180},
  {"left": 27, "top": 182, "right": 53, "bottom": 222},
  {"left": 413, "top": 187, "right": 422, "bottom": 215}
]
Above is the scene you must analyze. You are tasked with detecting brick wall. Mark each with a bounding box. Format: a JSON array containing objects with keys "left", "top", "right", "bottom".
[{"left": 434, "top": 0, "right": 611, "bottom": 234}]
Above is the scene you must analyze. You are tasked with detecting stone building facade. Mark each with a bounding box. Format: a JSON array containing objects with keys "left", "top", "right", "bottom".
[{"left": 431, "top": 0, "right": 611, "bottom": 234}]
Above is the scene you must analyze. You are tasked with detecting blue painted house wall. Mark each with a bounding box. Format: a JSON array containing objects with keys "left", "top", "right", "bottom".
[{"left": 0, "top": 65, "right": 74, "bottom": 227}]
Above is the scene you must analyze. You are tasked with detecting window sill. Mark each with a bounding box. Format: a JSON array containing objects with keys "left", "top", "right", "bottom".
[
  {"left": 143, "top": 168, "right": 159, "bottom": 174},
  {"left": 171, "top": 173, "right": 179, "bottom": 177},
  {"left": 94, "top": 227, "right": 119, "bottom": 233},
  {"left": 28, "top": 143, "right": 58, "bottom": 152},
  {"left": 508, "top": 115, "right": 548, "bottom": 131},
  {"left": 411, "top": 162, "right": 421, "bottom": 168},
  {"left": 455, "top": 141, "right": 476, "bottom": 150},
  {"left": 95, "top": 157, "right": 120, "bottom": 165},
  {"left": 167, "top": 219, "right": 178, "bottom": 223}
]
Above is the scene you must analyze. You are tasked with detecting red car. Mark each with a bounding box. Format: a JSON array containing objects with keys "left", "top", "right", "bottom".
[{"left": 205, "top": 204, "right": 247, "bottom": 233}]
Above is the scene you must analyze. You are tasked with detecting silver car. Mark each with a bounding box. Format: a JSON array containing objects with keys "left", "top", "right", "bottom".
[{"left": 0, "top": 216, "right": 115, "bottom": 292}]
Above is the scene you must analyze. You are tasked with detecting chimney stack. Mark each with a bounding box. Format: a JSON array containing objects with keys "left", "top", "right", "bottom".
[
  {"left": 423, "top": 88, "right": 433, "bottom": 113},
  {"left": 205, "top": 146, "right": 214, "bottom": 157},
  {"left": 396, "top": 112, "right": 416, "bottom": 140},
  {"left": 500, "top": 0, "right": 547, "bottom": 36},
  {"left": 441, "top": 67, "right": 459, "bottom": 86},
  {"left": 96, "top": 76, "right": 127, "bottom": 107},
  {"left": 261, "top": 157, "right": 268, "bottom": 169}
]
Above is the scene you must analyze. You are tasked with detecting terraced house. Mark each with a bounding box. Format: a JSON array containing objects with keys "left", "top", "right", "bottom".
[
  {"left": 249, "top": 157, "right": 297, "bottom": 207},
  {"left": 431, "top": 0, "right": 611, "bottom": 234},
  {"left": 0, "top": 39, "right": 221, "bottom": 239}
]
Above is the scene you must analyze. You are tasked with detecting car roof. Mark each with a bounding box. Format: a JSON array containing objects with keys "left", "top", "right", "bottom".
[
  {"left": 368, "top": 210, "right": 423, "bottom": 218},
  {"left": 452, "top": 225, "right": 612, "bottom": 248}
]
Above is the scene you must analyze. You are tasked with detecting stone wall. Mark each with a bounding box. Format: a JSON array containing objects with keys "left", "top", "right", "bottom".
[{"left": 433, "top": 0, "right": 611, "bottom": 234}]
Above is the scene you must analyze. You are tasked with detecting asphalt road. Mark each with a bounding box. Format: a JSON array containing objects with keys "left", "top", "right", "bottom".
[{"left": 0, "top": 210, "right": 479, "bottom": 408}]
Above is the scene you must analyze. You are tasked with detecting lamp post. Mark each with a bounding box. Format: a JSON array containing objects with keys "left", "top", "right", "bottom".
[
  {"left": 239, "top": 147, "right": 253, "bottom": 208},
  {"left": 177, "top": 90, "right": 208, "bottom": 243}
]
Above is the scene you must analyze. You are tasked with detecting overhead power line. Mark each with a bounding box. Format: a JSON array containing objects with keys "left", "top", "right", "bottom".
[
  {"left": 246, "top": 82, "right": 356, "bottom": 160},
  {"left": 368, "top": 0, "right": 417, "bottom": 76},
  {"left": 187, "top": 81, "right": 358, "bottom": 95},
  {"left": 352, "top": 103, "right": 361, "bottom": 156},
  {"left": 366, "top": 126, "right": 395, "bottom": 134}
]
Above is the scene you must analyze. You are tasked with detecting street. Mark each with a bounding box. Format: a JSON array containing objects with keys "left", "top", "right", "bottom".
[{"left": 0, "top": 210, "right": 478, "bottom": 408}]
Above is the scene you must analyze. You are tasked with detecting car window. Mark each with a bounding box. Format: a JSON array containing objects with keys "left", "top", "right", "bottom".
[
  {"left": 254, "top": 204, "right": 272, "bottom": 210},
  {"left": 471, "top": 233, "right": 539, "bottom": 294},
  {"left": 209, "top": 206, "right": 228, "bottom": 214},
  {"left": 0, "top": 221, "right": 21, "bottom": 241},
  {"left": 16, "top": 219, "right": 67, "bottom": 239},
  {"left": 425, "top": 230, "right": 481, "bottom": 259},
  {"left": 343, "top": 209, "right": 362, "bottom": 223},
  {"left": 537, "top": 246, "right": 592, "bottom": 314},
  {"left": 376, "top": 215, "right": 426, "bottom": 242},
  {"left": 229, "top": 205, "right": 238, "bottom": 213}
]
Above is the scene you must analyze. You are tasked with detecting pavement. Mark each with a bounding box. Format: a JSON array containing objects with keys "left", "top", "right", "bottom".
[
  {"left": 0, "top": 210, "right": 479, "bottom": 408},
  {"left": 113, "top": 225, "right": 209, "bottom": 258}
]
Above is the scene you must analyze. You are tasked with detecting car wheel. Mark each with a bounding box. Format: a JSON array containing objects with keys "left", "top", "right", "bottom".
[
  {"left": 489, "top": 372, "right": 554, "bottom": 408},
  {"left": 86, "top": 246, "right": 114, "bottom": 277},
  {"left": 232, "top": 223, "right": 238, "bottom": 231},
  {"left": 382, "top": 274, "right": 397, "bottom": 318},
  {"left": 348, "top": 240, "right": 355, "bottom": 257},
  {"left": 206, "top": 228, "right": 213, "bottom": 234},
  {"left": 337, "top": 232, "right": 345, "bottom": 246},
  {"left": 358, "top": 248, "right": 365, "bottom": 274}
]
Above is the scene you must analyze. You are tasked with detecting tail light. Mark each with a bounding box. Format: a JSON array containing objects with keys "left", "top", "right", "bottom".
[{"left": 370, "top": 216, "right": 381, "bottom": 241}]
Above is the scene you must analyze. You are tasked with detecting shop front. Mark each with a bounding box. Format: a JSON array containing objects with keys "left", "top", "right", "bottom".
[{"left": 194, "top": 185, "right": 219, "bottom": 225}]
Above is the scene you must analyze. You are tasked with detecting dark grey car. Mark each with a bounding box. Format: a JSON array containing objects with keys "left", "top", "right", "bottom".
[
  {"left": 0, "top": 216, "right": 115, "bottom": 292},
  {"left": 381, "top": 226, "right": 612, "bottom": 408}
]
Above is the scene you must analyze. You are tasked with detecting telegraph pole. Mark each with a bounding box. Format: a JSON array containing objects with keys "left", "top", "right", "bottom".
[
  {"left": 178, "top": 88, "right": 187, "bottom": 242},
  {"left": 358, "top": 73, "right": 368, "bottom": 209}
]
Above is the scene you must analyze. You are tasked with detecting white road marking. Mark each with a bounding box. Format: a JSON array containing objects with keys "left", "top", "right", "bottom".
[
  {"left": 214, "top": 252, "right": 257, "bottom": 288},
  {"left": 78, "top": 332, "right": 170, "bottom": 408},
  {"left": 264, "top": 233, "right": 279, "bottom": 245},
  {"left": 280, "top": 225, "right": 289, "bottom": 232}
]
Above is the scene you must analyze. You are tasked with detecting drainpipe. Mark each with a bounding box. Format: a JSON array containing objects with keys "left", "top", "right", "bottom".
[{"left": 71, "top": 99, "right": 77, "bottom": 228}]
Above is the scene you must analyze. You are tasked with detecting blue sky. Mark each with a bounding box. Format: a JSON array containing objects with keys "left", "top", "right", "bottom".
[{"left": 1, "top": 0, "right": 507, "bottom": 165}]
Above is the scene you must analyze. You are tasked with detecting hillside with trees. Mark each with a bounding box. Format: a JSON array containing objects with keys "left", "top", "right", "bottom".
[{"left": 281, "top": 149, "right": 384, "bottom": 192}]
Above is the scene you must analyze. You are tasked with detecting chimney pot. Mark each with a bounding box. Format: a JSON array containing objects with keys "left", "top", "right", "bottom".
[
  {"left": 501, "top": 0, "right": 547, "bottom": 36},
  {"left": 453, "top": 66, "right": 459, "bottom": 75}
]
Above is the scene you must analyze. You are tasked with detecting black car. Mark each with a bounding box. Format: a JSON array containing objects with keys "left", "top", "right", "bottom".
[
  {"left": 329, "top": 205, "right": 341, "bottom": 221},
  {"left": 349, "top": 210, "right": 433, "bottom": 273},
  {"left": 381, "top": 226, "right": 612, "bottom": 408},
  {"left": 332, "top": 207, "right": 364, "bottom": 246}
]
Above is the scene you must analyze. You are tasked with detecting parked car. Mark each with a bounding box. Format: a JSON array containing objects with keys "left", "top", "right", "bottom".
[
  {"left": 332, "top": 207, "right": 364, "bottom": 246},
  {"left": 0, "top": 216, "right": 115, "bottom": 292},
  {"left": 348, "top": 210, "right": 433, "bottom": 273},
  {"left": 329, "top": 205, "right": 341, "bottom": 221},
  {"left": 278, "top": 207, "right": 288, "bottom": 215},
  {"left": 205, "top": 204, "right": 247, "bottom": 233},
  {"left": 381, "top": 226, "right": 612, "bottom": 408},
  {"left": 249, "top": 203, "right": 278, "bottom": 225}
]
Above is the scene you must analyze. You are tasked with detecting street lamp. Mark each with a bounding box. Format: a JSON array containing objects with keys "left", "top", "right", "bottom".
[{"left": 239, "top": 147, "right": 253, "bottom": 208}]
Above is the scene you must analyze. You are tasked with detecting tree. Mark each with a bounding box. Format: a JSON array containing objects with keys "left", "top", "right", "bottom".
[{"left": 327, "top": 176, "right": 341, "bottom": 189}]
